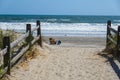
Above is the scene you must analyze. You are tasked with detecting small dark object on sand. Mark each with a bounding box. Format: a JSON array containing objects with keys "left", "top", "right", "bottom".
[{"left": 56, "top": 40, "right": 61, "bottom": 45}]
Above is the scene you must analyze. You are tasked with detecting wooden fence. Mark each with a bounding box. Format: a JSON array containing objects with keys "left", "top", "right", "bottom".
[
  {"left": 0, "top": 20, "right": 42, "bottom": 78},
  {"left": 106, "top": 20, "right": 120, "bottom": 58}
]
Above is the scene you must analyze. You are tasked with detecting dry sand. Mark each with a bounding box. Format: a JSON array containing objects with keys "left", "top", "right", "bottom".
[
  {"left": 3, "top": 37, "right": 120, "bottom": 80},
  {"left": 43, "top": 36, "right": 106, "bottom": 47}
]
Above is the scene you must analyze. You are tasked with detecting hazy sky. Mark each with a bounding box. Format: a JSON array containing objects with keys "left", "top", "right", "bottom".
[{"left": 0, "top": 0, "right": 120, "bottom": 15}]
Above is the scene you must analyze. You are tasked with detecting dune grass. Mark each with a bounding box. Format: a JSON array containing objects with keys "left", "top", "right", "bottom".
[
  {"left": 0, "top": 29, "right": 17, "bottom": 77},
  {"left": 106, "top": 34, "right": 118, "bottom": 57},
  {"left": 0, "top": 29, "right": 17, "bottom": 49}
]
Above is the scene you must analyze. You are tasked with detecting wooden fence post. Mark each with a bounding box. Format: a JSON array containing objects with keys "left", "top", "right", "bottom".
[
  {"left": 3, "top": 36, "right": 11, "bottom": 75},
  {"left": 106, "top": 20, "right": 111, "bottom": 49},
  {"left": 117, "top": 26, "right": 120, "bottom": 58},
  {"left": 36, "top": 20, "right": 42, "bottom": 47},
  {"left": 26, "top": 24, "right": 32, "bottom": 48}
]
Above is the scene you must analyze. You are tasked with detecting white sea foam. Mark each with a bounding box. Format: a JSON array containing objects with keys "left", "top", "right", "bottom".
[
  {"left": 0, "top": 22, "right": 118, "bottom": 37},
  {"left": 0, "top": 22, "right": 36, "bottom": 30},
  {"left": 60, "top": 19, "right": 70, "bottom": 21},
  {"left": 47, "top": 19, "right": 57, "bottom": 22}
]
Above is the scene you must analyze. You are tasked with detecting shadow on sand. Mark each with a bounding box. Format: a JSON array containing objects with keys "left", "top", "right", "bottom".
[{"left": 98, "top": 52, "right": 120, "bottom": 79}]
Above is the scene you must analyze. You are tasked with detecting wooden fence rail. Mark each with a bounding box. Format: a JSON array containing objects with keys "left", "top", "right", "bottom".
[
  {"left": 0, "top": 20, "right": 42, "bottom": 78},
  {"left": 106, "top": 20, "right": 120, "bottom": 58}
]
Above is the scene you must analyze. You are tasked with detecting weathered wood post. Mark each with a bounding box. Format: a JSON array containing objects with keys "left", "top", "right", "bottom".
[
  {"left": 26, "top": 24, "right": 32, "bottom": 48},
  {"left": 106, "top": 20, "right": 111, "bottom": 49},
  {"left": 3, "top": 36, "right": 11, "bottom": 75},
  {"left": 117, "top": 26, "right": 120, "bottom": 58},
  {"left": 36, "top": 20, "right": 42, "bottom": 47},
  {"left": 0, "top": 30, "right": 3, "bottom": 47}
]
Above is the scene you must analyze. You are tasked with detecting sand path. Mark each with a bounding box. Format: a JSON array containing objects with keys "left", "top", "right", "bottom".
[{"left": 4, "top": 44, "right": 119, "bottom": 80}]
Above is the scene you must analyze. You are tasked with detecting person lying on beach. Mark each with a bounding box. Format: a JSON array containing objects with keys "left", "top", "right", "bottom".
[
  {"left": 49, "top": 38, "right": 61, "bottom": 45},
  {"left": 49, "top": 38, "right": 56, "bottom": 45}
]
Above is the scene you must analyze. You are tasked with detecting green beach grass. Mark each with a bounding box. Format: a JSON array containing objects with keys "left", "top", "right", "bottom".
[{"left": 0, "top": 29, "right": 17, "bottom": 77}]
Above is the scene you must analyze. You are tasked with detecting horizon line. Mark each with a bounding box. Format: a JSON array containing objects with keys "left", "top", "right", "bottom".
[{"left": 0, "top": 14, "right": 120, "bottom": 16}]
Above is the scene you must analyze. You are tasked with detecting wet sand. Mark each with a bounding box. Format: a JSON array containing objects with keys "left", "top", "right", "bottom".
[{"left": 43, "top": 36, "right": 106, "bottom": 47}]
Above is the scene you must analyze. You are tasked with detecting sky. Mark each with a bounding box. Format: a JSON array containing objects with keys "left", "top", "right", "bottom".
[{"left": 0, "top": 0, "right": 120, "bottom": 15}]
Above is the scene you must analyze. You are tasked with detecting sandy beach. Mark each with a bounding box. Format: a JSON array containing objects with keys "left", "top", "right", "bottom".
[
  {"left": 1, "top": 0, "right": 120, "bottom": 79},
  {"left": 43, "top": 36, "right": 106, "bottom": 47},
  {"left": 3, "top": 36, "right": 120, "bottom": 80}
]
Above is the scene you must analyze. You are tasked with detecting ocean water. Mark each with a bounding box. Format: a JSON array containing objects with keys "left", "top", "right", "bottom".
[{"left": 0, "top": 15, "right": 120, "bottom": 37}]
